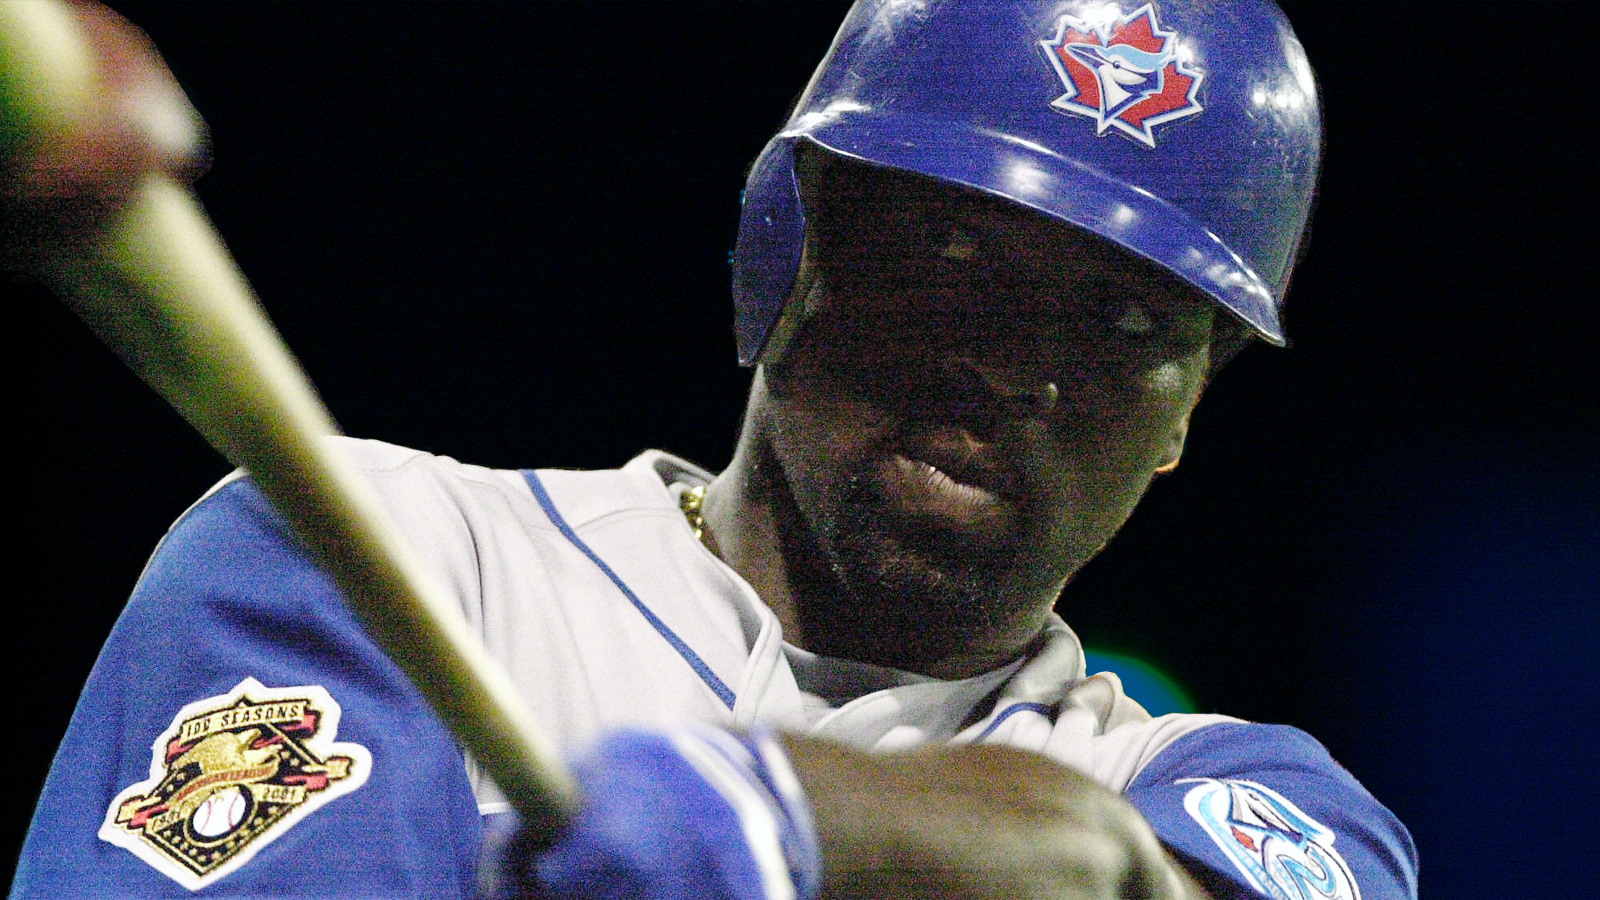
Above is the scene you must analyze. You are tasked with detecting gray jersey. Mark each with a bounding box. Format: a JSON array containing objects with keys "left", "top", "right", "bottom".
[
  {"left": 16, "top": 436, "right": 1411, "bottom": 899},
  {"left": 303, "top": 438, "right": 1236, "bottom": 814}
]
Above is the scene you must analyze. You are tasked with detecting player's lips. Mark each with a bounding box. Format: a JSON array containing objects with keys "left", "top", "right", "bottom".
[{"left": 877, "top": 433, "right": 1016, "bottom": 529}]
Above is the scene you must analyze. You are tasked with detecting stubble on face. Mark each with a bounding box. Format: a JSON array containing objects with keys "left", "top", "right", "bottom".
[
  {"left": 755, "top": 306, "right": 1213, "bottom": 675},
  {"left": 764, "top": 456, "right": 1038, "bottom": 672},
  {"left": 757, "top": 362, "right": 1097, "bottom": 673},
  {"left": 744, "top": 153, "right": 1216, "bottom": 675}
]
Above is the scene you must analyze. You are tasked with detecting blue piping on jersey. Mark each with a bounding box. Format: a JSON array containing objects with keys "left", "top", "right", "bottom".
[
  {"left": 522, "top": 470, "right": 737, "bottom": 709},
  {"left": 972, "top": 702, "right": 1055, "bottom": 743}
]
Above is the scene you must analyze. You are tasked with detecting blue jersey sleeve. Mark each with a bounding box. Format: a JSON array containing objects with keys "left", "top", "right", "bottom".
[
  {"left": 13, "top": 479, "right": 486, "bottom": 898},
  {"left": 1126, "top": 723, "right": 1417, "bottom": 900}
]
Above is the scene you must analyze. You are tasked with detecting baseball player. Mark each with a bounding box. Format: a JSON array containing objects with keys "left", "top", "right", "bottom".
[{"left": 8, "top": 2, "right": 1416, "bottom": 899}]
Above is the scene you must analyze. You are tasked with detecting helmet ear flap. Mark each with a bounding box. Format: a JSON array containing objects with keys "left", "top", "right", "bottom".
[
  {"left": 752, "top": 256, "right": 826, "bottom": 369},
  {"left": 732, "top": 140, "right": 805, "bottom": 366}
]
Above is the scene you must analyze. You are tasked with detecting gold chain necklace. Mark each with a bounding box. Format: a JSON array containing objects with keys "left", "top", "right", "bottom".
[{"left": 679, "top": 484, "right": 707, "bottom": 541}]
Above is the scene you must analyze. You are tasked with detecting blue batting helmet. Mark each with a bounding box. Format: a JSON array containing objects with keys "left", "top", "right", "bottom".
[{"left": 731, "top": 0, "right": 1322, "bottom": 365}]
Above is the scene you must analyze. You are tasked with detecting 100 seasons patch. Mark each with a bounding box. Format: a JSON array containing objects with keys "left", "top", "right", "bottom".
[{"left": 99, "top": 678, "right": 371, "bottom": 891}]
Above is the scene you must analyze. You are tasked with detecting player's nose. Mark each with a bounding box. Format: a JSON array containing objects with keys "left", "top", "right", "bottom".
[{"left": 942, "top": 356, "right": 1059, "bottom": 436}]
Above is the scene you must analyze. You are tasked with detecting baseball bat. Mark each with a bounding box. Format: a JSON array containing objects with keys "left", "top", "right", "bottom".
[{"left": 2, "top": 1, "right": 579, "bottom": 836}]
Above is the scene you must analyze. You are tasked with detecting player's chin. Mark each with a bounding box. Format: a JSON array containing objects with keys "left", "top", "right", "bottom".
[
  {"left": 847, "top": 529, "right": 1060, "bottom": 649},
  {"left": 859, "top": 499, "right": 1061, "bottom": 592}
]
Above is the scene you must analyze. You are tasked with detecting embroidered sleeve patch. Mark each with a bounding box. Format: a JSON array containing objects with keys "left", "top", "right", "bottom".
[
  {"left": 1179, "top": 777, "right": 1360, "bottom": 900},
  {"left": 98, "top": 678, "right": 371, "bottom": 891}
]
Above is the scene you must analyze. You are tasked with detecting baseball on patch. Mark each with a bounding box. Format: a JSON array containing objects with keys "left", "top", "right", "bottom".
[{"left": 191, "top": 786, "right": 248, "bottom": 838}]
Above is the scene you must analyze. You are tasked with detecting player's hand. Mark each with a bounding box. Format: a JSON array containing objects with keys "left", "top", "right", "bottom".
[
  {"left": 490, "top": 726, "right": 1210, "bottom": 900},
  {"left": 487, "top": 725, "right": 822, "bottom": 900},
  {"left": 784, "top": 736, "right": 1214, "bottom": 900},
  {"left": 1, "top": 0, "right": 209, "bottom": 273}
]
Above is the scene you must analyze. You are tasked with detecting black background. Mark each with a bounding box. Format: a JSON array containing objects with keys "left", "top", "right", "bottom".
[{"left": 7, "top": 3, "right": 1597, "bottom": 896}]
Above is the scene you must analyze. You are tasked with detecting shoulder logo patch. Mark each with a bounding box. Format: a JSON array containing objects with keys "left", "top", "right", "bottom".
[
  {"left": 1039, "top": 4, "right": 1204, "bottom": 147},
  {"left": 1179, "top": 778, "right": 1360, "bottom": 900},
  {"left": 99, "top": 678, "right": 371, "bottom": 891}
]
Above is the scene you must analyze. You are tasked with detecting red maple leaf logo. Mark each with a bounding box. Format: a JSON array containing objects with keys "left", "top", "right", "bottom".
[{"left": 1039, "top": 4, "right": 1204, "bottom": 147}]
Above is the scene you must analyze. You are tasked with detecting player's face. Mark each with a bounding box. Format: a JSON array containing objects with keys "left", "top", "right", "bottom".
[{"left": 758, "top": 168, "right": 1213, "bottom": 668}]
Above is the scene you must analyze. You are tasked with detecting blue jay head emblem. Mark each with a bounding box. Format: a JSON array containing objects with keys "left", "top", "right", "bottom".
[
  {"left": 1039, "top": 4, "right": 1204, "bottom": 147},
  {"left": 1180, "top": 778, "right": 1362, "bottom": 900}
]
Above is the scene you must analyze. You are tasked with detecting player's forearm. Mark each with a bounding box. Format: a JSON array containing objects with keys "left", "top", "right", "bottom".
[{"left": 781, "top": 734, "right": 1212, "bottom": 900}]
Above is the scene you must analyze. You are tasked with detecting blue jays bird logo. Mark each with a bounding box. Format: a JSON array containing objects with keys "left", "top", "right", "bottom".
[
  {"left": 1180, "top": 778, "right": 1361, "bottom": 900},
  {"left": 1039, "top": 4, "right": 1204, "bottom": 147}
]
